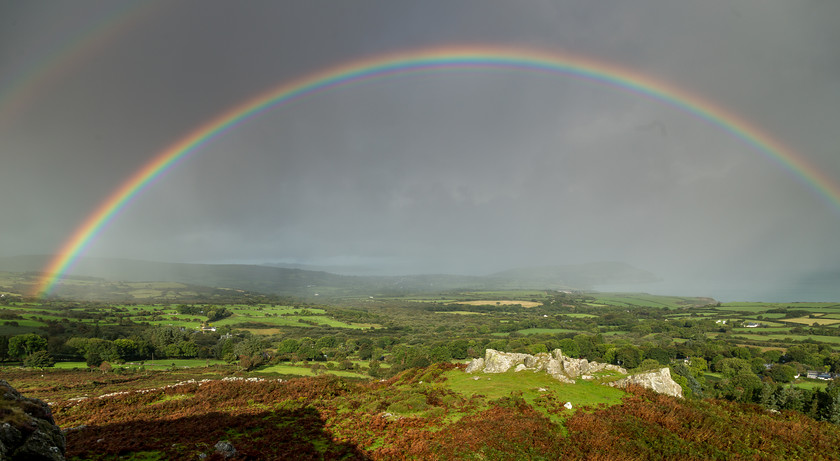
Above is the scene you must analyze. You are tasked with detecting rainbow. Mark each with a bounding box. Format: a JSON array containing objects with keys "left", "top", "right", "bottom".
[{"left": 34, "top": 45, "right": 840, "bottom": 297}]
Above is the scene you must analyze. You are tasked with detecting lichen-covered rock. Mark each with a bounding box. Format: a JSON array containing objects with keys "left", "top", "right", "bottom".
[
  {"left": 465, "top": 350, "right": 678, "bottom": 398},
  {"left": 464, "top": 357, "right": 484, "bottom": 373},
  {"left": 607, "top": 367, "right": 684, "bottom": 398},
  {"left": 525, "top": 352, "right": 551, "bottom": 373},
  {"left": 480, "top": 349, "right": 532, "bottom": 373},
  {"left": 0, "top": 380, "right": 65, "bottom": 461}
]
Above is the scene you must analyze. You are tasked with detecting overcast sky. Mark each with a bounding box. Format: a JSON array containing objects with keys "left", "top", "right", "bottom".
[{"left": 2, "top": 0, "right": 838, "bottom": 300}]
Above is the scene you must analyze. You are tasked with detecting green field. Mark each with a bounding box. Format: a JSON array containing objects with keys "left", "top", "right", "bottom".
[
  {"left": 730, "top": 327, "right": 794, "bottom": 333},
  {"left": 588, "top": 293, "right": 714, "bottom": 309},
  {"left": 255, "top": 363, "right": 368, "bottom": 378},
  {"left": 460, "top": 290, "right": 548, "bottom": 299},
  {"left": 434, "top": 311, "right": 486, "bottom": 315},
  {"left": 731, "top": 333, "right": 840, "bottom": 345},
  {"left": 794, "top": 380, "right": 829, "bottom": 390},
  {"left": 0, "top": 302, "right": 381, "bottom": 335},
  {"left": 718, "top": 302, "right": 840, "bottom": 313},
  {"left": 515, "top": 328, "right": 585, "bottom": 336},
  {"left": 51, "top": 359, "right": 227, "bottom": 369},
  {"left": 444, "top": 369, "right": 625, "bottom": 420}
]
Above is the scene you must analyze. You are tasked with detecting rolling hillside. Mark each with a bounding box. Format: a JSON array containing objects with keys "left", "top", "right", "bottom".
[{"left": 0, "top": 255, "right": 658, "bottom": 299}]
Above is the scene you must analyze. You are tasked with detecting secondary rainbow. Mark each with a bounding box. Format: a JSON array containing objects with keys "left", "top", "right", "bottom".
[
  {"left": 0, "top": 1, "right": 163, "bottom": 127},
  {"left": 35, "top": 45, "right": 840, "bottom": 297}
]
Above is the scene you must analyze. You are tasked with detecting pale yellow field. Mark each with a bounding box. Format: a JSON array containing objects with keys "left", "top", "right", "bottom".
[
  {"left": 786, "top": 317, "right": 840, "bottom": 326},
  {"left": 453, "top": 300, "right": 542, "bottom": 308}
]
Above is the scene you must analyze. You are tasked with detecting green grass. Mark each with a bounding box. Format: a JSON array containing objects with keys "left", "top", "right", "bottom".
[
  {"left": 715, "top": 304, "right": 777, "bottom": 312},
  {"left": 0, "top": 302, "right": 381, "bottom": 335},
  {"left": 210, "top": 313, "right": 378, "bottom": 330},
  {"left": 0, "top": 318, "right": 47, "bottom": 328},
  {"left": 717, "top": 302, "right": 840, "bottom": 313},
  {"left": 729, "top": 333, "right": 840, "bottom": 346},
  {"left": 460, "top": 290, "right": 548, "bottom": 299},
  {"left": 589, "top": 293, "right": 713, "bottom": 309},
  {"left": 730, "top": 327, "right": 794, "bottom": 333},
  {"left": 53, "top": 362, "right": 90, "bottom": 369},
  {"left": 149, "top": 394, "right": 192, "bottom": 405},
  {"left": 255, "top": 364, "right": 369, "bottom": 378},
  {"left": 141, "top": 359, "right": 226, "bottom": 368},
  {"left": 434, "top": 311, "right": 486, "bottom": 315},
  {"left": 53, "top": 359, "right": 227, "bottom": 369},
  {"left": 515, "top": 328, "right": 585, "bottom": 335},
  {"left": 794, "top": 380, "right": 828, "bottom": 390},
  {"left": 444, "top": 369, "right": 625, "bottom": 410},
  {"left": 144, "top": 319, "right": 201, "bottom": 328}
]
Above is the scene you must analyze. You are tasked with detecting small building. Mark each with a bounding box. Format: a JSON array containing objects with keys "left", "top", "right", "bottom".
[{"left": 806, "top": 370, "right": 838, "bottom": 380}]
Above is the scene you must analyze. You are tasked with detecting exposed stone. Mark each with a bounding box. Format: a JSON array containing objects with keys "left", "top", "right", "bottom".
[
  {"left": 564, "top": 402, "right": 573, "bottom": 410},
  {"left": 524, "top": 353, "right": 552, "bottom": 371},
  {"left": 481, "top": 349, "right": 532, "bottom": 373},
  {"left": 0, "top": 380, "right": 65, "bottom": 461},
  {"left": 544, "top": 357, "right": 566, "bottom": 379},
  {"left": 464, "top": 357, "right": 484, "bottom": 373},
  {"left": 551, "top": 373, "right": 576, "bottom": 384},
  {"left": 607, "top": 367, "right": 684, "bottom": 398},
  {"left": 215, "top": 440, "right": 237, "bottom": 458},
  {"left": 465, "top": 350, "right": 680, "bottom": 398}
]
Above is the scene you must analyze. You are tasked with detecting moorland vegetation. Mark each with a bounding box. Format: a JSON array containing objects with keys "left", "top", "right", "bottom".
[{"left": 3, "top": 272, "right": 840, "bottom": 458}]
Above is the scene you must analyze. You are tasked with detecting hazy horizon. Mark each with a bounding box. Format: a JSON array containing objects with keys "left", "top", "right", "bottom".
[{"left": 2, "top": 1, "right": 838, "bottom": 301}]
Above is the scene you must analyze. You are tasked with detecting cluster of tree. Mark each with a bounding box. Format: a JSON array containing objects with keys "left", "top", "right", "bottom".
[
  {"left": 176, "top": 305, "right": 233, "bottom": 322},
  {"left": 0, "top": 326, "right": 259, "bottom": 367}
]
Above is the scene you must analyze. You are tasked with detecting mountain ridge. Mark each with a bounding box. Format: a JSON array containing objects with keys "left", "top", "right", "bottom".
[{"left": 0, "top": 255, "right": 657, "bottom": 297}]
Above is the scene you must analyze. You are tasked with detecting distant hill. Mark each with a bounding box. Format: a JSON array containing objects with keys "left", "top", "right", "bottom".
[{"left": 0, "top": 255, "right": 658, "bottom": 299}]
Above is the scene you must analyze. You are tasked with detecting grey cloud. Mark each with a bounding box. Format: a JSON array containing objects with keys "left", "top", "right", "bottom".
[{"left": 1, "top": 0, "right": 838, "bottom": 300}]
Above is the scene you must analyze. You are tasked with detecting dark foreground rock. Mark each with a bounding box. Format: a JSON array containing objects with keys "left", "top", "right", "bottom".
[{"left": 0, "top": 379, "right": 65, "bottom": 461}]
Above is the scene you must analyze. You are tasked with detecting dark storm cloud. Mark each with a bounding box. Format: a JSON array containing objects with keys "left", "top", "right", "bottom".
[{"left": 1, "top": 0, "right": 838, "bottom": 300}]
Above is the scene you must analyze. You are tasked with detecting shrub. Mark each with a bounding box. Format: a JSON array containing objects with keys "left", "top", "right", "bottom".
[{"left": 23, "top": 350, "right": 55, "bottom": 369}]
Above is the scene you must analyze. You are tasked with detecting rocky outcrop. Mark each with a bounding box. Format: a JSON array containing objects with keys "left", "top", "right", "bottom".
[
  {"left": 466, "top": 349, "right": 683, "bottom": 398},
  {"left": 0, "top": 380, "right": 66, "bottom": 461},
  {"left": 467, "top": 349, "right": 626, "bottom": 384},
  {"left": 607, "top": 367, "right": 684, "bottom": 398},
  {"left": 483, "top": 351, "right": 532, "bottom": 373}
]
